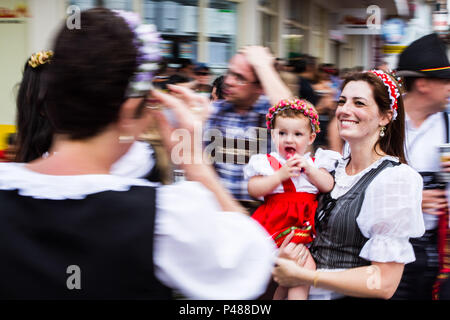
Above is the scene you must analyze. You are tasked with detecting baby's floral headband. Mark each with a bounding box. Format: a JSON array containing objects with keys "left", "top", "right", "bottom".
[
  {"left": 266, "top": 98, "right": 321, "bottom": 133},
  {"left": 28, "top": 50, "right": 53, "bottom": 68},
  {"left": 368, "top": 69, "right": 400, "bottom": 121},
  {"left": 113, "top": 10, "right": 161, "bottom": 98}
]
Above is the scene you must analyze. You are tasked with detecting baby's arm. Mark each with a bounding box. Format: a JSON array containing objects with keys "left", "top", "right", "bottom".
[
  {"left": 248, "top": 174, "right": 283, "bottom": 199},
  {"left": 294, "top": 155, "right": 334, "bottom": 193},
  {"left": 248, "top": 157, "right": 302, "bottom": 198},
  {"left": 304, "top": 166, "right": 334, "bottom": 193}
]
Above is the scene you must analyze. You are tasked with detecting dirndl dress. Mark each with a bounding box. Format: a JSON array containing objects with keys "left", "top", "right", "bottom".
[{"left": 252, "top": 154, "right": 318, "bottom": 247}]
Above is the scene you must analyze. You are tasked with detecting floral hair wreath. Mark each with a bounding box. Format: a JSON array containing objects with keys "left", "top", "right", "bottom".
[
  {"left": 266, "top": 98, "right": 321, "bottom": 133},
  {"left": 28, "top": 50, "right": 53, "bottom": 68},
  {"left": 368, "top": 69, "right": 400, "bottom": 121},
  {"left": 113, "top": 10, "right": 161, "bottom": 98}
]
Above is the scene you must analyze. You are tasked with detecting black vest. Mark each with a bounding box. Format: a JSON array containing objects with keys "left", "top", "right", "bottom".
[
  {"left": 310, "top": 160, "right": 399, "bottom": 269},
  {"left": 0, "top": 186, "right": 172, "bottom": 300},
  {"left": 419, "top": 112, "right": 450, "bottom": 191}
]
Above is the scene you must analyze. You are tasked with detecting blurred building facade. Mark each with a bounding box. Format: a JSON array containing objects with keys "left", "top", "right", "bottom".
[{"left": 0, "top": 0, "right": 448, "bottom": 136}]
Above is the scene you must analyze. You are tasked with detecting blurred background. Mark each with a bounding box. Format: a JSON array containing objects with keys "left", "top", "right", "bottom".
[{"left": 0, "top": 0, "right": 449, "bottom": 149}]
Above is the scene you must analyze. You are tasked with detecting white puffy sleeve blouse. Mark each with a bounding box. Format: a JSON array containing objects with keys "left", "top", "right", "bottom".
[{"left": 331, "top": 156, "right": 425, "bottom": 264}]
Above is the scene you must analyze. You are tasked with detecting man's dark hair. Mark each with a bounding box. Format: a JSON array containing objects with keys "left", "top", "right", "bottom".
[{"left": 402, "top": 77, "right": 418, "bottom": 92}]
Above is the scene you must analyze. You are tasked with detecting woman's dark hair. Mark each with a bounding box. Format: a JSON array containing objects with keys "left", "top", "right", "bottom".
[
  {"left": 341, "top": 72, "right": 406, "bottom": 164},
  {"left": 46, "top": 8, "right": 138, "bottom": 140},
  {"left": 15, "top": 60, "right": 53, "bottom": 162},
  {"left": 212, "top": 75, "right": 225, "bottom": 100}
]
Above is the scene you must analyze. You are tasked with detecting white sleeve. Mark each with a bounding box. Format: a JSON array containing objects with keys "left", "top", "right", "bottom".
[
  {"left": 110, "top": 141, "right": 155, "bottom": 178},
  {"left": 357, "top": 164, "right": 425, "bottom": 264},
  {"left": 313, "top": 148, "right": 342, "bottom": 172},
  {"left": 243, "top": 154, "right": 274, "bottom": 179},
  {"left": 153, "top": 181, "right": 277, "bottom": 299}
]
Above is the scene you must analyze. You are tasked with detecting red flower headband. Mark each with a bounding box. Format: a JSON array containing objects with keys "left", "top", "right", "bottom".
[
  {"left": 266, "top": 98, "right": 321, "bottom": 133},
  {"left": 369, "top": 69, "right": 400, "bottom": 120}
]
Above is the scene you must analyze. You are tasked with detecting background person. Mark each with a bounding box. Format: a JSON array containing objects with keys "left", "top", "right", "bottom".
[
  {"left": 211, "top": 75, "right": 225, "bottom": 101},
  {"left": 192, "top": 63, "right": 213, "bottom": 97},
  {"left": 393, "top": 33, "right": 450, "bottom": 300},
  {"left": 204, "top": 46, "right": 293, "bottom": 212}
]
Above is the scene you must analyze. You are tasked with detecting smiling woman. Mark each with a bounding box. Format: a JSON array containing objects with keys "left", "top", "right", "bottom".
[
  {"left": 337, "top": 71, "right": 406, "bottom": 165},
  {"left": 272, "top": 70, "right": 425, "bottom": 300}
]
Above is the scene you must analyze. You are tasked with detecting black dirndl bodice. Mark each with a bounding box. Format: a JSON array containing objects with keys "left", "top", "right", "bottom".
[{"left": 310, "top": 160, "right": 400, "bottom": 270}]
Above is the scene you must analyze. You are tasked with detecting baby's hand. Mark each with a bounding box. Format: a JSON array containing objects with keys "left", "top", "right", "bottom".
[
  {"left": 277, "top": 155, "right": 302, "bottom": 182},
  {"left": 296, "top": 156, "right": 313, "bottom": 175}
]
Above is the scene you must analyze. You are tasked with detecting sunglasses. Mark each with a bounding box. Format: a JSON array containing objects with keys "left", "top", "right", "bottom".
[{"left": 195, "top": 71, "right": 210, "bottom": 76}]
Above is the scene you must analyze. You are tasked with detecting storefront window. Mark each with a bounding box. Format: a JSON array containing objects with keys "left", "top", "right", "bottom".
[
  {"left": 69, "top": 0, "right": 237, "bottom": 68},
  {"left": 283, "top": 25, "right": 306, "bottom": 58},
  {"left": 261, "top": 12, "right": 277, "bottom": 52},
  {"left": 207, "top": 0, "right": 237, "bottom": 68},
  {"left": 143, "top": 1, "right": 198, "bottom": 61},
  {"left": 258, "top": 0, "right": 278, "bottom": 54},
  {"left": 286, "top": 0, "right": 306, "bottom": 24},
  {"left": 69, "top": 0, "right": 132, "bottom": 11}
]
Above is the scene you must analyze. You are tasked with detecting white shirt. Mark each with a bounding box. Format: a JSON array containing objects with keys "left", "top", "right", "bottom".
[
  {"left": 404, "top": 112, "right": 448, "bottom": 230},
  {"left": 0, "top": 163, "right": 276, "bottom": 300},
  {"left": 243, "top": 148, "right": 342, "bottom": 197}
]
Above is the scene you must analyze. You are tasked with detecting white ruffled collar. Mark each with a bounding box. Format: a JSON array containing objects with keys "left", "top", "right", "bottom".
[
  {"left": 334, "top": 155, "right": 399, "bottom": 188},
  {"left": 0, "top": 162, "right": 157, "bottom": 200}
]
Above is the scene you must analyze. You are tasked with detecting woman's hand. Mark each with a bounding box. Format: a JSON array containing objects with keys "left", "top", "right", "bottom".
[
  {"left": 272, "top": 258, "right": 312, "bottom": 287},
  {"left": 166, "top": 84, "right": 212, "bottom": 124},
  {"left": 150, "top": 85, "right": 210, "bottom": 134},
  {"left": 278, "top": 231, "right": 311, "bottom": 267},
  {"left": 149, "top": 85, "right": 210, "bottom": 161}
]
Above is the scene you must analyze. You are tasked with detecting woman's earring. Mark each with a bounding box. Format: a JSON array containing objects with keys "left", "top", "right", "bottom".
[
  {"left": 380, "top": 126, "right": 386, "bottom": 137},
  {"left": 119, "top": 135, "right": 135, "bottom": 144}
]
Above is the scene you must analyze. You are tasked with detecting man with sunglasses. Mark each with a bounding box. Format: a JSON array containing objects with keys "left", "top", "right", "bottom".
[
  {"left": 192, "top": 63, "right": 213, "bottom": 97},
  {"left": 204, "top": 46, "right": 293, "bottom": 213}
]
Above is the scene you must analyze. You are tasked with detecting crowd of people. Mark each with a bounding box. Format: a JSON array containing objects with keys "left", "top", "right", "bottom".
[{"left": 0, "top": 7, "right": 449, "bottom": 300}]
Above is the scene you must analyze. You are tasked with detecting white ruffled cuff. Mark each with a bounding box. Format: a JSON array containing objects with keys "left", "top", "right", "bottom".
[
  {"left": 359, "top": 235, "right": 416, "bottom": 264},
  {"left": 243, "top": 154, "right": 274, "bottom": 179}
]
